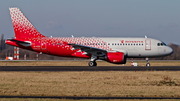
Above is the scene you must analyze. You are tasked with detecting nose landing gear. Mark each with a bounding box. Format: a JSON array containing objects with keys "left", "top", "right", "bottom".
[
  {"left": 146, "top": 58, "right": 150, "bottom": 66},
  {"left": 146, "top": 62, "right": 150, "bottom": 66}
]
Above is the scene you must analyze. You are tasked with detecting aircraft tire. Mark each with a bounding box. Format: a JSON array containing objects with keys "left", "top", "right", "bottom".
[
  {"left": 146, "top": 63, "right": 150, "bottom": 67},
  {"left": 88, "top": 61, "right": 97, "bottom": 67},
  {"left": 94, "top": 62, "right": 97, "bottom": 66}
]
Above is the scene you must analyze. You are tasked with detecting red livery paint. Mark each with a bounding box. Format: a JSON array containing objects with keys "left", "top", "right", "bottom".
[
  {"left": 120, "top": 40, "right": 124, "bottom": 43},
  {"left": 71, "top": 51, "right": 91, "bottom": 58},
  {"left": 125, "top": 41, "right": 143, "bottom": 43},
  {"left": 106, "top": 52, "right": 126, "bottom": 64}
]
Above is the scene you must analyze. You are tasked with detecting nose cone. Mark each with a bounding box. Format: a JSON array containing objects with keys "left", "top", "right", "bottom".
[{"left": 166, "top": 47, "right": 174, "bottom": 55}]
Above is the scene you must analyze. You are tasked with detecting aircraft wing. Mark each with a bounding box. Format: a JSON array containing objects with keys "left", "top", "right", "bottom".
[{"left": 68, "top": 43, "right": 107, "bottom": 55}]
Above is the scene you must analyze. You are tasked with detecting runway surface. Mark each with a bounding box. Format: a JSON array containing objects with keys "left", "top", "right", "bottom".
[{"left": 0, "top": 66, "right": 180, "bottom": 71}]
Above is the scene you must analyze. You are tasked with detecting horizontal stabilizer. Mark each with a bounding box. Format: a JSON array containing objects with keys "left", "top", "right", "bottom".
[{"left": 7, "top": 39, "right": 31, "bottom": 47}]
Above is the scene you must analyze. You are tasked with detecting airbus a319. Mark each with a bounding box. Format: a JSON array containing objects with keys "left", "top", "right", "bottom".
[{"left": 6, "top": 8, "right": 173, "bottom": 66}]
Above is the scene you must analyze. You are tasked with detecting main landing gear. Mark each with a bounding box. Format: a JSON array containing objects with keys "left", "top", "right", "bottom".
[
  {"left": 146, "top": 58, "right": 150, "bottom": 66},
  {"left": 88, "top": 61, "right": 97, "bottom": 67},
  {"left": 88, "top": 55, "right": 97, "bottom": 67}
]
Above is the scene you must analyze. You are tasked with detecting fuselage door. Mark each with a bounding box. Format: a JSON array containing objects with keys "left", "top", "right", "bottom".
[
  {"left": 41, "top": 42, "right": 47, "bottom": 50},
  {"left": 145, "top": 39, "right": 151, "bottom": 50}
]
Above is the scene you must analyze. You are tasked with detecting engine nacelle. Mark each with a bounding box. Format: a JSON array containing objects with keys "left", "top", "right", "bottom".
[{"left": 106, "top": 52, "right": 126, "bottom": 64}]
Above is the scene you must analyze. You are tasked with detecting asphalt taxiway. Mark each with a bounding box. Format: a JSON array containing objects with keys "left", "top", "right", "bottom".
[{"left": 0, "top": 66, "right": 180, "bottom": 71}]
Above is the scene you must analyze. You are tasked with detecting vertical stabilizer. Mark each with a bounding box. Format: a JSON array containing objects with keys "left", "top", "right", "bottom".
[{"left": 9, "top": 7, "right": 45, "bottom": 39}]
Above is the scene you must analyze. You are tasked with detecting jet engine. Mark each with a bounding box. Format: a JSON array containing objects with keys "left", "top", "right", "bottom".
[{"left": 106, "top": 52, "right": 126, "bottom": 64}]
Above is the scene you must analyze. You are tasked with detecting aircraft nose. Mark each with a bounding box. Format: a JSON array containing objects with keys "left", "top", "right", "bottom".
[{"left": 166, "top": 47, "right": 173, "bottom": 55}]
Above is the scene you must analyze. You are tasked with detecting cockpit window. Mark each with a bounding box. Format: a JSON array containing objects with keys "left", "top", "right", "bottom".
[
  {"left": 157, "top": 42, "right": 166, "bottom": 46},
  {"left": 162, "top": 42, "right": 166, "bottom": 46}
]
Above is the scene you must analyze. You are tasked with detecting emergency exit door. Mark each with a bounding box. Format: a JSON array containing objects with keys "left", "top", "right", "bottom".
[{"left": 145, "top": 39, "right": 151, "bottom": 50}]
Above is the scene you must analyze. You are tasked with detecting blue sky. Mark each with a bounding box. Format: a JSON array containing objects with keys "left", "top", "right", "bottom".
[{"left": 0, "top": 0, "right": 180, "bottom": 44}]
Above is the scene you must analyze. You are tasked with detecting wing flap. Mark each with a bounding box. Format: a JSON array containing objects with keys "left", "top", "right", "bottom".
[{"left": 68, "top": 43, "right": 107, "bottom": 55}]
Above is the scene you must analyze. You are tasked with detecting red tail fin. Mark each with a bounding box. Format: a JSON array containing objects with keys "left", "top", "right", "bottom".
[{"left": 9, "top": 7, "right": 45, "bottom": 39}]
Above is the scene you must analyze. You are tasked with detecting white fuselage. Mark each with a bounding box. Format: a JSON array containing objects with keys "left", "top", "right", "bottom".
[
  {"left": 40, "top": 37, "right": 173, "bottom": 58},
  {"left": 90, "top": 37, "right": 173, "bottom": 58}
]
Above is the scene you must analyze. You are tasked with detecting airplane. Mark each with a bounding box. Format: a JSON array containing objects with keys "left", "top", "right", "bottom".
[{"left": 6, "top": 8, "right": 173, "bottom": 66}]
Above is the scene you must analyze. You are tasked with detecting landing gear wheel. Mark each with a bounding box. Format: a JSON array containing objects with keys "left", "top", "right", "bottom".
[
  {"left": 145, "top": 58, "right": 150, "bottom": 67},
  {"left": 94, "top": 62, "right": 97, "bottom": 66},
  {"left": 146, "top": 63, "right": 150, "bottom": 67},
  {"left": 88, "top": 61, "right": 97, "bottom": 67}
]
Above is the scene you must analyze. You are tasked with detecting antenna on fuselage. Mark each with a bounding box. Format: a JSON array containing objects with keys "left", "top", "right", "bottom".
[{"left": 145, "top": 35, "right": 147, "bottom": 38}]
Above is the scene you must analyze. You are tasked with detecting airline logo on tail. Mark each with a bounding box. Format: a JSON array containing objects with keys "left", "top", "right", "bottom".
[{"left": 9, "top": 8, "right": 45, "bottom": 39}]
